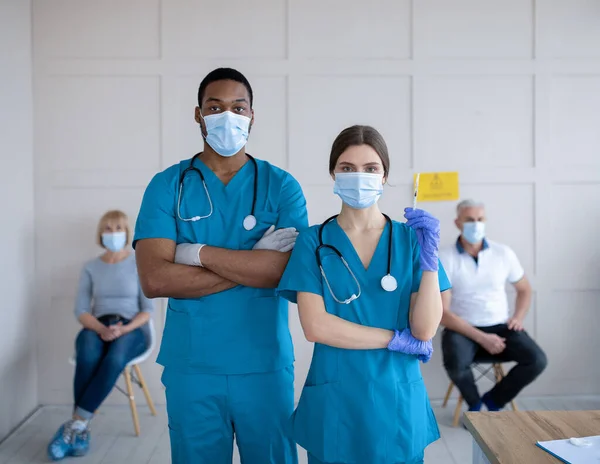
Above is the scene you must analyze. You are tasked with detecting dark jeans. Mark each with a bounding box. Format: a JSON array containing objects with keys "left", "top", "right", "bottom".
[
  {"left": 442, "top": 324, "right": 547, "bottom": 408},
  {"left": 73, "top": 315, "right": 146, "bottom": 418}
]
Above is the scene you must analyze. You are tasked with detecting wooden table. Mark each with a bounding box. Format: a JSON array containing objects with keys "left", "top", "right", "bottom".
[{"left": 464, "top": 410, "right": 600, "bottom": 463}]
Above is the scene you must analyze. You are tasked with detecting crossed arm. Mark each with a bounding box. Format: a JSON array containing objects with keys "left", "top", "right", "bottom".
[
  {"left": 297, "top": 277, "right": 444, "bottom": 350},
  {"left": 136, "top": 238, "right": 291, "bottom": 299},
  {"left": 297, "top": 291, "right": 395, "bottom": 349}
]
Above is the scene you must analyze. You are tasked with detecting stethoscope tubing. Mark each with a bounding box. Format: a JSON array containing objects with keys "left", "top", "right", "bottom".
[
  {"left": 177, "top": 152, "right": 258, "bottom": 226},
  {"left": 316, "top": 213, "right": 396, "bottom": 303}
]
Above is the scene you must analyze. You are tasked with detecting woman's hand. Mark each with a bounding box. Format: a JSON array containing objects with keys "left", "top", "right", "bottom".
[
  {"left": 99, "top": 322, "right": 125, "bottom": 342},
  {"left": 99, "top": 326, "right": 116, "bottom": 342},
  {"left": 387, "top": 328, "right": 433, "bottom": 363},
  {"left": 404, "top": 208, "right": 440, "bottom": 272}
]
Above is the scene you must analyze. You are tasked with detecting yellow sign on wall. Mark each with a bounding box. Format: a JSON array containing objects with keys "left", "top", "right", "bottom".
[{"left": 414, "top": 172, "right": 460, "bottom": 202}]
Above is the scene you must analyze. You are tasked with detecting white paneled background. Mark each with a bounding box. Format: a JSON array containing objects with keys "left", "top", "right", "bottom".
[
  {"left": 31, "top": 0, "right": 600, "bottom": 408},
  {"left": 1, "top": 0, "right": 36, "bottom": 442}
]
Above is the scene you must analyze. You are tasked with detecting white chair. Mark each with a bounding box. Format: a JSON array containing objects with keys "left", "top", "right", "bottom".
[{"left": 69, "top": 320, "right": 157, "bottom": 436}]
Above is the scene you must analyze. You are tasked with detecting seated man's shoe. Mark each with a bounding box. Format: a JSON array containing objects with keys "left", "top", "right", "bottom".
[
  {"left": 468, "top": 401, "right": 483, "bottom": 412},
  {"left": 482, "top": 391, "right": 501, "bottom": 411}
]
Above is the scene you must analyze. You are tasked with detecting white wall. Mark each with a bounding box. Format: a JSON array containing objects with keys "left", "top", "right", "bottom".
[
  {"left": 31, "top": 0, "right": 600, "bottom": 407},
  {"left": 0, "top": 0, "right": 37, "bottom": 441}
]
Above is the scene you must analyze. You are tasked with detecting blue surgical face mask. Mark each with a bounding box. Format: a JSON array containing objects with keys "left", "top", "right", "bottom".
[
  {"left": 201, "top": 111, "right": 251, "bottom": 157},
  {"left": 102, "top": 231, "right": 127, "bottom": 252},
  {"left": 333, "top": 173, "right": 384, "bottom": 209},
  {"left": 462, "top": 221, "right": 486, "bottom": 244}
]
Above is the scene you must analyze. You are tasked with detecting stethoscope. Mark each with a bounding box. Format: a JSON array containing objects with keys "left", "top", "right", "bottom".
[
  {"left": 316, "top": 214, "right": 398, "bottom": 305},
  {"left": 177, "top": 152, "right": 259, "bottom": 231}
]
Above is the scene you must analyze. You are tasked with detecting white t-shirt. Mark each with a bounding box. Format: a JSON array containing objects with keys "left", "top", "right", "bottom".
[{"left": 439, "top": 239, "right": 525, "bottom": 327}]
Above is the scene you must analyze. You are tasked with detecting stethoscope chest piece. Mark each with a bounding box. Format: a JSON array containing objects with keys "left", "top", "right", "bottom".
[
  {"left": 381, "top": 274, "right": 398, "bottom": 292},
  {"left": 243, "top": 214, "right": 257, "bottom": 231}
]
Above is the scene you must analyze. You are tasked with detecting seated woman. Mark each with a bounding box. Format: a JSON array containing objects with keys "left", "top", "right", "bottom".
[
  {"left": 278, "top": 125, "right": 451, "bottom": 464},
  {"left": 48, "top": 210, "right": 154, "bottom": 461}
]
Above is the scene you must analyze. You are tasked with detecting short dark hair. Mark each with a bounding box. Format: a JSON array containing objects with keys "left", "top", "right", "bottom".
[
  {"left": 329, "top": 125, "right": 390, "bottom": 177},
  {"left": 197, "top": 68, "right": 253, "bottom": 108}
]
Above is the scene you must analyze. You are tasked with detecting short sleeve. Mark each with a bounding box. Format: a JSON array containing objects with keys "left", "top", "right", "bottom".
[
  {"left": 411, "top": 233, "right": 452, "bottom": 293},
  {"left": 74, "top": 266, "right": 92, "bottom": 319},
  {"left": 133, "top": 170, "right": 178, "bottom": 249},
  {"left": 276, "top": 174, "right": 308, "bottom": 231},
  {"left": 438, "top": 248, "right": 454, "bottom": 284},
  {"left": 277, "top": 228, "right": 323, "bottom": 304},
  {"left": 505, "top": 246, "right": 525, "bottom": 283},
  {"left": 438, "top": 263, "right": 452, "bottom": 292}
]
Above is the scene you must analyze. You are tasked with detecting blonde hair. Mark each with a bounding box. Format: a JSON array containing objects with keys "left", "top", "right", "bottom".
[{"left": 96, "top": 210, "right": 131, "bottom": 248}]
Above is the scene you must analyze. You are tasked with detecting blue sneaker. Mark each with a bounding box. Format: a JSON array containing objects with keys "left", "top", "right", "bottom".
[
  {"left": 468, "top": 401, "right": 483, "bottom": 412},
  {"left": 47, "top": 422, "right": 76, "bottom": 461},
  {"left": 71, "top": 428, "right": 90, "bottom": 457}
]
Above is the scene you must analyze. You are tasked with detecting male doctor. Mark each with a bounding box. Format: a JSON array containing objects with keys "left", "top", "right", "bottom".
[{"left": 134, "top": 68, "right": 306, "bottom": 464}]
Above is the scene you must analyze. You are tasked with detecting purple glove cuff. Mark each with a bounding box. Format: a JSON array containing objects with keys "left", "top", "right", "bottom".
[{"left": 420, "top": 250, "right": 439, "bottom": 272}]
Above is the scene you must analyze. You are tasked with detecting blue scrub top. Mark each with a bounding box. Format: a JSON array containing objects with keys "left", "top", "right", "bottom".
[
  {"left": 134, "top": 155, "right": 308, "bottom": 375},
  {"left": 277, "top": 219, "right": 451, "bottom": 463}
]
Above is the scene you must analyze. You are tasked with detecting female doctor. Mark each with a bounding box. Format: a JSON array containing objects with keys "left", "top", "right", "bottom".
[{"left": 278, "top": 125, "right": 451, "bottom": 464}]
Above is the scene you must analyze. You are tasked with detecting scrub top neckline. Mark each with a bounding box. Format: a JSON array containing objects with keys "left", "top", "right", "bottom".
[
  {"left": 192, "top": 154, "right": 255, "bottom": 193},
  {"left": 332, "top": 218, "right": 389, "bottom": 274}
]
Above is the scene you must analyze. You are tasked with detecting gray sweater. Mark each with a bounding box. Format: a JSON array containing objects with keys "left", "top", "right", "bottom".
[{"left": 74, "top": 253, "right": 154, "bottom": 343}]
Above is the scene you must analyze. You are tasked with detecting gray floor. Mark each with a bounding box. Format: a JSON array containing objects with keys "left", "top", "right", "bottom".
[{"left": 1, "top": 397, "right": 600, "bottom": 464}]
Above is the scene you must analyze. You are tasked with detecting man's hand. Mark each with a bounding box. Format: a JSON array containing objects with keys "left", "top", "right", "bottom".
[
  {"left": 507, "top": 317, "right": 525, "bottom": 331},
  {"left": 253, "top": 225, "right": 298, "bottom": 252},
  {"left": 479, "top": 333, "right": 506, "bottom": 355}
]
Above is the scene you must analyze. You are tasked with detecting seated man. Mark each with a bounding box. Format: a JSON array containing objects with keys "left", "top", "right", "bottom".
[{"left": 439, "top": 199, "right": 547, "bottom": 412}]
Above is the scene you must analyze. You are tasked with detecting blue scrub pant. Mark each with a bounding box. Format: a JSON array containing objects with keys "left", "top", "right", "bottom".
[
  {"left": 162, "top": 365, "right": 298, "bottom": 464},
  {"left": 307, "top": 453, "right": 424, "bottom": 464}
]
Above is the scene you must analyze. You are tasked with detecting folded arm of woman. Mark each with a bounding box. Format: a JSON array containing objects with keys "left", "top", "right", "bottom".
[
  {"left": 75, "top": 268, "right": 107, "bottom": 335},
  {"left": 78, "top": 313, "right": 106, "bottom": 334},
  {"left": 297, "top": 292, "right": 394, "bottom": 349},
  {"left": 121, "top": 311, "right": 150, "bottom": 334}
]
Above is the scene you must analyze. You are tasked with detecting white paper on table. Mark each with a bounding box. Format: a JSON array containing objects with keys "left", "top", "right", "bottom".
[{"left": 536, "top": 436, "right": 600, "bottom": 463}]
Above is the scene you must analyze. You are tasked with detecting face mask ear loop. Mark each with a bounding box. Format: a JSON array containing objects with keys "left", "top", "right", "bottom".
[{"left": 198, "top": 112, "right": 208, "bottom": 140}]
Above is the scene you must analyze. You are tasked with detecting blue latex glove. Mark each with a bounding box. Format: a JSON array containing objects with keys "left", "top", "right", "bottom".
[
  {"left": 404, "top": 208, "right": 440, "bottom": 272},
  {"left": 387, "top": 328, "right": 433, "bottom": 363}
]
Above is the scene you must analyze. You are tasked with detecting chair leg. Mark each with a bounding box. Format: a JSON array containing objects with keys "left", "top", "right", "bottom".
[
  {"left": 452, "top": 395, "right": 463, "bottom": 427},
  {"left": 123, "top": 367, "right": 141, "bottom": 437},
  {"left": 442, "top": 382, "right": 454, "bottom": 408},
  {"left": 493, "top": 364, "right": 503, "bottom": 383},
  {"left": 133, "top": 364, "right": 157, "bottom": 416}
]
